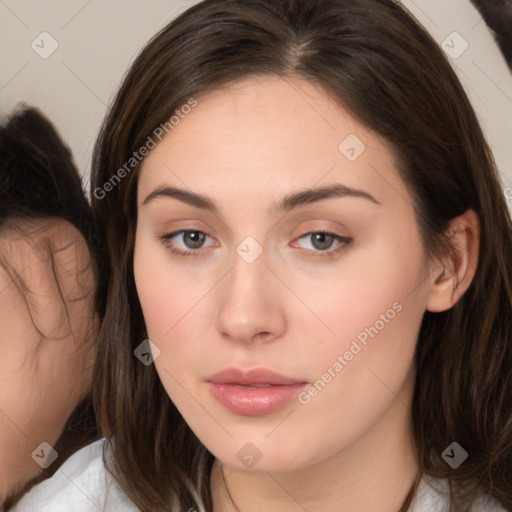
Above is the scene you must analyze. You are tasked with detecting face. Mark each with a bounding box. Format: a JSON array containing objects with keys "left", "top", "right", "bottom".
[
  {"left": 0, "top": 218, "right": 95, "bottom": 498},
  {"left": 134, "top": 76, "right": 435, "bottom": 472}
]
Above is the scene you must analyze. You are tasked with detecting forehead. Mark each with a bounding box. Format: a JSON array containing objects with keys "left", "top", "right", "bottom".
[{"left": 137, "top": 76, "right": 406, "bottom": 210}]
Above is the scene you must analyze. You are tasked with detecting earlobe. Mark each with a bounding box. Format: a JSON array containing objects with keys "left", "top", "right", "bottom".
[{"left": 426, "top": 209, "right": 480, "bottom": 313}]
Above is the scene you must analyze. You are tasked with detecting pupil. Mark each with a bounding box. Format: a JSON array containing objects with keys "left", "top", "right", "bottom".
[{"left": 312, "top": 233, "right": 333, "bottom": 250}]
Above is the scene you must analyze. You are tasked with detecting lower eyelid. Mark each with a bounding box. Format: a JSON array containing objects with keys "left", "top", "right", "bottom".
[{"left": 303, "top": 237, "right": 352, "bottom": 257}]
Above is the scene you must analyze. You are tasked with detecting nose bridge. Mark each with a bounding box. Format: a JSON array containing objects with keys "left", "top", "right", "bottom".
[{"left": 215, "top": 235, "right": 285, "bottom": 344}]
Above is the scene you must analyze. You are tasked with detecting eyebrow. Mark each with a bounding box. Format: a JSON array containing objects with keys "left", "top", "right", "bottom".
[{"left": 142, "top": 183, "right": 381, "bottom": 214}]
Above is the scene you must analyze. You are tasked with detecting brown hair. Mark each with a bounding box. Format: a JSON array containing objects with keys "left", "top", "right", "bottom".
[
  {"left": 0, "top": 106, "right": 99, "bottom": 508},
  {"left": 90, "top": 1, "right": 512, "bottom": 510}
]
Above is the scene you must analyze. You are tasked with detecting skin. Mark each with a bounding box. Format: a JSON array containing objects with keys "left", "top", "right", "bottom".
[
  {"left": 134, "top": 75, "right": 479, "bottom": 512},
  {"left": 0, "top": 217, "right": 96, "bottom": 502}
]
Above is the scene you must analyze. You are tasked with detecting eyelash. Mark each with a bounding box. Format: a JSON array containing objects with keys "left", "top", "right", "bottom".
[{"left": 160, "top": 230, "right": 353, "bottom": 259}]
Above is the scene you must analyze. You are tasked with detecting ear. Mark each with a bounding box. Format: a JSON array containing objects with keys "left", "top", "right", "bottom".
[{"left": 426, "top": 209, "right": 480, "bottom": 313}]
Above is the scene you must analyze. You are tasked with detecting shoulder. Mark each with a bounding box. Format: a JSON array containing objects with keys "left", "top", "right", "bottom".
[
  {"left": 11, "top": 438, "right": 141, "bottom": 512},
  {"left": 411, "top": 475, "right": 508, "bottom": 512}
]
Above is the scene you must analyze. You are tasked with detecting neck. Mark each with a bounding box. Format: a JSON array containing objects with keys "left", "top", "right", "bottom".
[{"left": 211, "top": 368, "right": 419, "bottom": 512}]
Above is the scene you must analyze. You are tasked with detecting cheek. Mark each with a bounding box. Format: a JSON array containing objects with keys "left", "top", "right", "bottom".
[
  {"left": 135, "top": 270, "right": 210, "bottom": 400},
  {"left": 287, "top": 230, "right": 427, "bottom": 406},
  {"left": 293, "top": 229, "right": 427, "bottom": 418},
  {"left": 134, "top": 243, "right": 194, "bottom": 342},
  {"left": 134, "top": 223, "right": 220, "bottom": 341},
  {"left": 134, "top": 255, "right": 211, "bottom": 424},
  {"left": 284, "top": 229, "right": 426, "bottom": 351},
  {"left": 133, "top": 235, "right": 211, "bottom": 407}
]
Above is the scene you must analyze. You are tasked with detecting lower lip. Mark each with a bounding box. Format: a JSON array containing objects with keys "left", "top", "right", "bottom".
[{"left": 208, "top": 382, "right": 308, "bottom": 416}]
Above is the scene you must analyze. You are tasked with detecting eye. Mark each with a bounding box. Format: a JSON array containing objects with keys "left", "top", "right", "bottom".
[
  {"left": 291, "top": 231, "right": 352, "bottom": 258},
  {"left": 161, "top": 229, "right": 352, "bottom": 259},
  {"left": 161, "top": 230, "right": 215, "bottom": 257}
]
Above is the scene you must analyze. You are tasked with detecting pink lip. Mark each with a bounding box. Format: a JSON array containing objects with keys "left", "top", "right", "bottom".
[{"left": 206, "top": 367, "right": 308, "bottom": 416}]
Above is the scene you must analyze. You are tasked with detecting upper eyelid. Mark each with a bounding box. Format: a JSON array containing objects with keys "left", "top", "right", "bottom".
[
  {"left": 163, "top": 229, "right": 213, "bottom": 240},
  {"left": 292, "top": 231, "right": 351, "bottom": 250}
]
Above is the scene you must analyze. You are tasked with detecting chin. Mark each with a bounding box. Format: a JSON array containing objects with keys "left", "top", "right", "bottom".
[{"left": 195, "top": 427, "right": 329, "bottom": 474}]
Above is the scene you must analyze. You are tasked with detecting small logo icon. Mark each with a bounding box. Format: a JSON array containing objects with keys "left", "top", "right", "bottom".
[
  {"left": 237, "top": 442, "right": 262, "bottom": 468},
  {"left": 31, "top": 442, "right": 58, "bottom": 469},
  {"left": 441, "top": 32, "right": 468, "bottom": 59},
  {"left": 441, "top": 441, "right": 468, "bottom": 469},
  {"left": 31, "top": 32, "right": 59, "bottom": 59},
  {"left": 134, "top": 339, "right": 161, "bottom": 365},
  {"left": 338, "top": 134, "right": 366, "bottom": 161},
  {"left": 236, "top": 236, "right": 263, "bottom": 264}
]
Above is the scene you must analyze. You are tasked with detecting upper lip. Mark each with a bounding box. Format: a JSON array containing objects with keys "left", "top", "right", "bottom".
[{"left": 207, "top": 367, "right": 307, "bottom": 386}]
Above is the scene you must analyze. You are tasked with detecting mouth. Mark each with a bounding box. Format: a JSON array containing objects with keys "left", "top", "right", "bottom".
[{"left": 206, "top": 367, "right": 308, "bottom": 416}]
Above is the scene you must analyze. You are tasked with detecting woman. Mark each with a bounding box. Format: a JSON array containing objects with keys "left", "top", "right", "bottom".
[
  {"left": 13, "top": 0, "right": 512, "bottom": 510},
  {"left": 0, "top": 106, "right": 99, "bottom": 509}
]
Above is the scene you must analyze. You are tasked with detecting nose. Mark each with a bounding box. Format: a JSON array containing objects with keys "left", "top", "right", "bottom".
[{"left": 215, "top": 245, "right": 286, "bottom": 345}]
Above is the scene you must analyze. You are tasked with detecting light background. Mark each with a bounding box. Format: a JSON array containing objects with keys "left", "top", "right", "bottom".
[{"left": 1, "top": 0, "right": 511, "bottom": 208}]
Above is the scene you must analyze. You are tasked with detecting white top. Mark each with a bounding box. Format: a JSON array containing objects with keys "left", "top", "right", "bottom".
[
  {"left": 11, "top": 439, "right": 140, "bottom": 512},
  {"left": 12, "top": 439, "right": 507, "bottom": 512}
]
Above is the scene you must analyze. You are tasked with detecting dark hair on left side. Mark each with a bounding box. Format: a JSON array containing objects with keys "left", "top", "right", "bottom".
[
  {"left": 0, "top": 105, "right": 99, "bottom": 509},
  {"left": 0, "top": 105, "right": 94, "bottom": 237}
]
